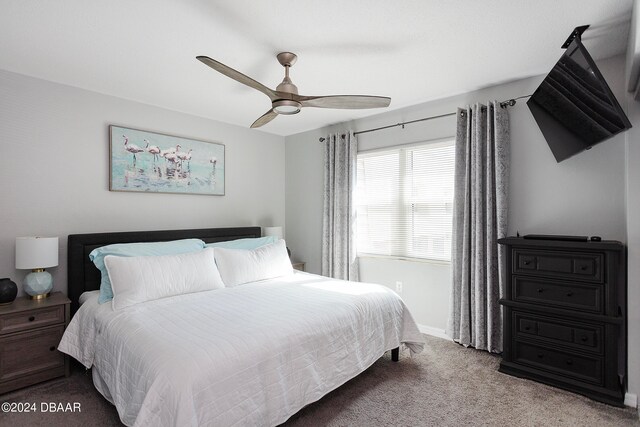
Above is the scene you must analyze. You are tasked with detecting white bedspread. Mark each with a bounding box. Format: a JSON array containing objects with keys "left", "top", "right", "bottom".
[{"left": 59, "top": 272, "right": 425, "bottom": 426}]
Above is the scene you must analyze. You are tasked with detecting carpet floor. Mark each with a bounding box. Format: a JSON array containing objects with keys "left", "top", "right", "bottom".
[{"left": 1, "top": 334, "right": 638, "bottom": 426}]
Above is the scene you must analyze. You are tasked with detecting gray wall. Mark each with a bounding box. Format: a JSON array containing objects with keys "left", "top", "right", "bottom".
[
  {"left": 285, "top": 55, "right": 628, "bottom": 333},
  {"left": 625, "top": 1, "right": 640, "bottom": 407},
  {"left": 0, "top": 70, "right": 285, "bottom": 296},
  {"left": 625, "top": 92, "right": 640, "bottom": 409}
]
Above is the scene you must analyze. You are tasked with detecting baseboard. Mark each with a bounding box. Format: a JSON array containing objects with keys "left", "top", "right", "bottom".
[
  {"left": 417, "top": 324, "right": 450, "bottom": 340},
  {"left": 624, "top": 392, "right": 637, "bottom": 408}
]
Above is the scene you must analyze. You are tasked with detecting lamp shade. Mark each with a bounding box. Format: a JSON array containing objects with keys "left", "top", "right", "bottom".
[
  {"left": 263, "top": 226, "right": 283, "bottom": 240},
  {"left": 15, "top": 237, "right": 59, "bottom": 269}
]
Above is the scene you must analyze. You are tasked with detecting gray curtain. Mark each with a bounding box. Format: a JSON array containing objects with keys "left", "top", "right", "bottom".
[
  {"left": 322, "top": 131, "right": 359, "bottom": 281},
  {"left": 447, "top": 101, "right": 510, "bottom": 353}
]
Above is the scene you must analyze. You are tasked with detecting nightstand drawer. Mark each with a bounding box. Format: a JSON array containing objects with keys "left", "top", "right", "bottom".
[
  {"left": 0, "top": 305, "right": 65, "bottom": 335},
  {"left": 0, "top": 325, "right": 65, "bottom": 384},
  {"left": 513, "top": 249, "right": 603, "bottom": 283},
  {"left": 513, "top": 340, "right": 603, "bottom": 385},
  {"left": 513, "top": 277, "right": 603, "bottom": 313}
]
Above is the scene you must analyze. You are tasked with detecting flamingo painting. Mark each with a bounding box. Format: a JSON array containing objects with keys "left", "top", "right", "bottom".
[
  {"left": 123, "top": 135, "right": 144, "bottom": 163},
  {"left": 144, "top": 139, "right": 161, "bottom": 161},
  {"left": 162, "top": 151, "right": 178, "bottom": 163},
  {"left": 160, "top": 144, "right": 179, "bottom": 157},
  {"left": 162, "top": 144, "right": 181, "bottom": 164},
  {"left": 177, "top": 149, "right": 193, "bottom": 167},
  {"left": 111, "top": 125, "right": 224, "bottom": 195}
]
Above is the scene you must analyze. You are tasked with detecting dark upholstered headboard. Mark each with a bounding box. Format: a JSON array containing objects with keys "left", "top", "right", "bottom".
[{"left": 67, "top": 227, "right": 261, "bottom": 314}]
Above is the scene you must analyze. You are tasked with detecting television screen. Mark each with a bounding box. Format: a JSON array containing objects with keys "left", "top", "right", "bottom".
[{"left": 527, "top": 38, "right": 632, "bottom": 162}]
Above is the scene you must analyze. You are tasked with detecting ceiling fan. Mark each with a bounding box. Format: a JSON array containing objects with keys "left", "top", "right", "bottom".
[{"left": 196, "top": 52, "right": 391, "bottom": 128}]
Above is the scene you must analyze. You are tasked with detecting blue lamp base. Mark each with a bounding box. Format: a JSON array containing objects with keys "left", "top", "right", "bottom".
[{"left": 23, "top": 269, "right": 53, "bottom": 300}]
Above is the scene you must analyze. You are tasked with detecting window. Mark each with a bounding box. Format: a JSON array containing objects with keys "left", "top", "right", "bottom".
[{"left": 355, "top": 139, "right": 455, "bottom": 262}]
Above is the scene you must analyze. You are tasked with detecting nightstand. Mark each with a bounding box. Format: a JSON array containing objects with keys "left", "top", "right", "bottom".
[
  {"left": 0, "top": 292, "right": 70, "bottom": 394},
  {"left": 292, "top": 262, "right": 306, "bottom": 272}
]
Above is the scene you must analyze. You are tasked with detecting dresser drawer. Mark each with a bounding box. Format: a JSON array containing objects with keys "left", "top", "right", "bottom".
[
  {"left": 513, "top": 277, "right": 603, "bottom": 313},
  {"left": 514, "top": 312, "right": 602, "bottom": 353},
  {"left": 0, "top": 325, "right": 65, "bottom": 384},
  {"left": 0, "top": 305, "right": 65, "bottom": 335},
  {"left": 513, "top": 340, "right": 603, "bottom": 385},
  {"left": 514, "top": 249, "right": 603, "bottom": 283}
]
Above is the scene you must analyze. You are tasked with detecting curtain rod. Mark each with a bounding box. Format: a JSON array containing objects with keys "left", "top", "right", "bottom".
[{"left": 318, "top": 94, "right": 532, "bottom": 142}]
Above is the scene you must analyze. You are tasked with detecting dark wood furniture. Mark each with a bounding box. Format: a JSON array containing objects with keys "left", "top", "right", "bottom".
[
  {"left": 292, "top": 262, "right": 306, "bottom": 272},
  {"left": 498, "top": 237, "right": 626, "bottom": 406},
  {"left": 0, "top": 292, "right": 70, "bottom": 394}
]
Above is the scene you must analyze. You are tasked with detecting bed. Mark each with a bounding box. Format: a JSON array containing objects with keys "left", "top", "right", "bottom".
[{"left": 59, "top": 227, "right": 425, "bottom": 426}]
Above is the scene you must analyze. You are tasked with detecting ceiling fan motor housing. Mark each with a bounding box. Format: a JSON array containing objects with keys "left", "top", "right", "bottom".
[{"left": 276, "top": 77, "right": 298, "bottom": 95}]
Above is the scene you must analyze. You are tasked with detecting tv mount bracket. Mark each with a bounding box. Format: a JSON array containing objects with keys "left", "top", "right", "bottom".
[{"left": 561, "top": 25, "right": 590, "bottom": 49}]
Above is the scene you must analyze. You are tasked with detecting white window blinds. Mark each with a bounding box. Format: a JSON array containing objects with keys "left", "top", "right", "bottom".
[{"left": 355, "top": 139, "right": 455, "bottom": 261}]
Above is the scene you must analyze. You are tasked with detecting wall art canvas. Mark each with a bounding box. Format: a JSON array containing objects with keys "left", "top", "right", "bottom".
[{"left": 109, "top": 125, "right": 225, "bottom": 195}]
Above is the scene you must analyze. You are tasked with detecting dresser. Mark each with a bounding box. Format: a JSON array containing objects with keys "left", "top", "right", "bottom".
[
  {"left": 498, "top": 237, "right": 626, "bottom": 406},
  {"left": 0, "top": 292, "right": 70, "bottom": 394}
]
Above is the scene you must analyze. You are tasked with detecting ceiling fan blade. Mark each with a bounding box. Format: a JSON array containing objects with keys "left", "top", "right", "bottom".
[
  {"left": 197, "top": 56, "right": 277, "bottom": 101},
  {"left": 250, "top": 109, "right": 278, "bottom": 128},
  {"left": 298, "top": 95, "right": 391, "bottom": 109}
]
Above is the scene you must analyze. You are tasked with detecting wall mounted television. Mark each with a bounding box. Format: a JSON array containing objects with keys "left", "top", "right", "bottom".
[{"left": 527, "top": 31, "right": 632, "bottom": 163}]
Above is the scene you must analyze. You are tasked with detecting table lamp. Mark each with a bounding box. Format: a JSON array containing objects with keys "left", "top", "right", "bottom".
[
  {"left": 15, "top": 237, "right": 59, "bottom": 299},
  {"left": 263, "top": 226, "right": 291, "bottom": 257},
  {"left": 263, "top": 226, "right": 283, "bottom": 240}
]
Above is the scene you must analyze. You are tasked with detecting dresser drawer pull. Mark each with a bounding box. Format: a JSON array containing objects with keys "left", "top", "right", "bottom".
[
  {"left": 28, "top": 316, "right": 35, "bottom": 322},
  {"left": 581, "top": 335, "right": 588, "bottom": 342},
  {"left": 580, "top": 265, "right": 588, "bottom": 271},
  {"left": 524, "top": 260, "right": 531, "bottom": 266},
  {"left": 537, "top": 288, "right": 544, "bottom": 293},
  {"left": 566, "top": 358, "right": 573, "bottom": 366},
  {"left": 524, "top": 326, "right": 531, "bottom": 331},
  {"left": 49, "top": 346, "right": 56, "bottom": 352},
  {"left": 566, "top": 292, "right": 574, "bottom": 297},
  {"left": 537, "top": 353, "right": 544, "bottom": 359}
]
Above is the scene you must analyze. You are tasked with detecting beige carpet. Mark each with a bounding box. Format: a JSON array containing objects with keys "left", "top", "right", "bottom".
[{"left": 1, "top": 335, "right": 638, "bottom": 426}]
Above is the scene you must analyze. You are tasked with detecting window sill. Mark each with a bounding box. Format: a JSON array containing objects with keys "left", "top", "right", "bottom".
[{"left": 357, "top": 254, "right": 451, "bottom": 266}]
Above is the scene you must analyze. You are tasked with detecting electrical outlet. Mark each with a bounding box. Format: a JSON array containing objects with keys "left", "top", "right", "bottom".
[{"left": 395, "top": 281, "right": 403, "bottom": 293}]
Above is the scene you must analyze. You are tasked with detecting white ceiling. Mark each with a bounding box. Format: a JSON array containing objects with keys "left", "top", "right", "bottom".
[{"left": 0, "top": 0, "right": 633, "bottom": 136}]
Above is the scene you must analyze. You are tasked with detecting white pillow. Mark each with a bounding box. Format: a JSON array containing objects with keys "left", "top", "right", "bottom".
[
  {"left": 105, "top": 248, "right": 224, "bottom": 310},
  {"left": 214, "top": 239, "right": 293, "bottom": 287}
]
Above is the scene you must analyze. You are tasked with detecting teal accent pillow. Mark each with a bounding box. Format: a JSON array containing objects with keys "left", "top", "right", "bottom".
[
  {"left": 205, "top": 236, "right": 278, "bottom": 250},
  {"left": 90, "top": 238, "right": 205, "bottom": 304}
]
